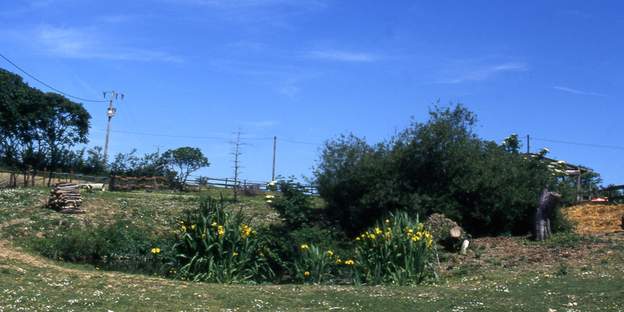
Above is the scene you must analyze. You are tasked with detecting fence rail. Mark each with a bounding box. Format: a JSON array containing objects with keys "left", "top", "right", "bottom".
[
  {"left": 0, "top": 169, "right": 319, "bottom": 195},
  {"left": 0, "top": 169, "right": 108, "bottom": 188},
  {"left": 188, "top": 176, "right": 318, "bottom": 195}
]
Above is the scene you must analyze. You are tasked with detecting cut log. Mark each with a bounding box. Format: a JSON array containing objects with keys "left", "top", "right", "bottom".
[
  {"left": 534, "top": 188, "right": 561, "bottom": 241},
  {"left": 450, "top": 226, "right": 462, "bottom": 238},
  {"left": 460, "top": 239, "right": 470, "bottom": 255},
  {"left": 48, "top": 183, "right": 83, "bottom": 213}
]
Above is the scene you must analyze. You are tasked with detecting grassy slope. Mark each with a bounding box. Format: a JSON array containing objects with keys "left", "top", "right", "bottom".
[{"left": 1, "top": 188, "right": 623, "bottom": 311}]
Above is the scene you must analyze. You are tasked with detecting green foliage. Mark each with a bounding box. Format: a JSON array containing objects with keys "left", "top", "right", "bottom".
[
  {"left": 352, "top": 212, "right": 435, "bottom": 285},
  {"left": 0, "top": 68, "right": 91, "bottom": 176},
  {"left": 81, "top": 146, "right": 108, "bottom": 175},
  {"left": 314, "top": 134, "right": 390, "bottom": 235},
  {"left": 258, "top": 224, "right": 350, "bottom": 281},
  {"left": 315, "top": 104, "right": 572, "bottom": 236},
  {"left": 269, "top": 178, "right": 316, "bottom": 229},
  {"left": 162, "top": 146, "right": 209, "bottom": 188},
  {"left": 31, "top": 218, "right": 170, "bottom": 275},
  {"left": 169, "top": 196, "right": 274, "bottom": 283},
  {"left": 110, "top": 147, "right": 209, "bottom": 189},
  {"left": 110, "top": 149, "right": 169, "bottom": 177},
  {"left": 294, "top": 243, "right": 337, "bottom": 284}
]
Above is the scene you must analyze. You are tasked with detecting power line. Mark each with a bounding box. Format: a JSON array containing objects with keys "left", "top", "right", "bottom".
[
  {"left": 96, "top": 128, "right": 322, "bottom": 145},
  {"left": 96, "top": 129, "right": 233, "bottom": 141},
  {"left": 0, "top": 52, "right": 107, "bottom": 103},
  {"left": 532, "top": 137, "right": 624, "bottom": 151},
  {"left": 101, "top": 127, "right": 622, "bottom": 151},
  {"left": 280, "top": 138, "right": 323, "bottom": 146}
]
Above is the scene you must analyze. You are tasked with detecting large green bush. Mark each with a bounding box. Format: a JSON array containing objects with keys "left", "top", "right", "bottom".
[{"left": 315, "top": 105, "right": 578, "bottom": 236}]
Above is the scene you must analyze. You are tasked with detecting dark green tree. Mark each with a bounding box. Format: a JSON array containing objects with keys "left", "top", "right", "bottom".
[
  {"left": 162, "top": 147, "right": 210, "bottom": 189},
  {"left": 0, "top": 69, "right": 90, "bottom": 185},
  {"left": 315, "top": 104, "right": 569, "bottom": 236},
  {"left": 0, "top": 68, "right": 32, "bottom": 171},
  {"left": 83, "top": 146, "right": 108, "bottom": 175},
  {"left": 38, "top": 92, "right": 90, "bottom": 182},
  {"left": 110, "top": 149, "right": 169, "bottom": 177}
]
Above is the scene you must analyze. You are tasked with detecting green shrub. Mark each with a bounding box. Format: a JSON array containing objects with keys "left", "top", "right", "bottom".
[
  {"left": 315, "top": 104, "right": 579, "bottom": 236},
  {"left": 352, "top": 212, "right": 436, "bottom": 285},
  {"left": 269, "top": 178, "right": 316, "bottom": 229},
  {"left": 169, "top": 196, "right": 274, "bottom": 283},
  {"left": 257, "top": 224, "right": 351, "bottom": 282},
  {"left": 32, "top": 218, "right": 170, "bottom": 274}
]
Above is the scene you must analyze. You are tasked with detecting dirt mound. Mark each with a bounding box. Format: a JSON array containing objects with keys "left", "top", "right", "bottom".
[{"left": 563, "top": 203, "right": 624, "bottom": 234}]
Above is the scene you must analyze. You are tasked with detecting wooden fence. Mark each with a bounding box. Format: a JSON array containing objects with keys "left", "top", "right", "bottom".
[
  {"left": 109, "top": 176, "right": 168, "bottom": 191},
  {"left": 0, "top": 169, "right": 108, "bottom": 188},
  {"left": 0, "top": 169, "right": 318, "bottom": 196},
  {"left": 188, "top": 176, "right": 319, "bottom": 195}
]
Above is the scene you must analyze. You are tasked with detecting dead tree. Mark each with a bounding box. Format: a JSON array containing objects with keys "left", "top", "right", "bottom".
[{"left": 534, "top": 188, "right": 561, "bottom": 241}]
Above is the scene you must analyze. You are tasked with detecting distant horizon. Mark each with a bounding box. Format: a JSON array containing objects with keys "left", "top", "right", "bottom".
[{"left": 1, "top": 0, "right": 622, "bottom": 184}]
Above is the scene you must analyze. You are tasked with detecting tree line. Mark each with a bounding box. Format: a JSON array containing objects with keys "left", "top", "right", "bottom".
[
  {"left": 314, "top": 105, "right": 602, "bottom": 236},
  {"left": 0, "top": 68, "right": 209, "bottom": 188}
]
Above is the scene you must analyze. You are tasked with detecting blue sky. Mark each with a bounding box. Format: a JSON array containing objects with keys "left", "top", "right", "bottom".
[{"left": 1, "top": 0, "right": 622, "bottom": 184}]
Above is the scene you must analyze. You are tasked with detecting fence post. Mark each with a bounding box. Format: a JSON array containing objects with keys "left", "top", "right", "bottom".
[
  {"left": 42, "top": 168, "right": 47, "bottom": 187},
  {"left": 109, "top": 175, "right": 116, "bottom": 191}
]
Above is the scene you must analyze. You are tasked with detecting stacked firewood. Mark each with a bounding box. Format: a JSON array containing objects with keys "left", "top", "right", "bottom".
[{"left": 48, "top": 183, "right": 84, "bottom": 213}]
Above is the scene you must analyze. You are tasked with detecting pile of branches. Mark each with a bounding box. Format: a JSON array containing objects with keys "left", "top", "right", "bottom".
[{"left": 48, "top": 183, "right": 84, "bottom": 214}]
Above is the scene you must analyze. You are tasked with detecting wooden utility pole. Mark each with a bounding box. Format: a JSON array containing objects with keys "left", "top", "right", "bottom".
[
  {"left": 103, "top": 91, "right": 124, "bottom": 163},
  {"left": 271, "top": 136, "right": 277, "bottom": 181}
]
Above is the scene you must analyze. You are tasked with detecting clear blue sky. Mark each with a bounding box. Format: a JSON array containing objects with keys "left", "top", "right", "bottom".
[{"left": 1, "top": 0, "right": 622, "bottom": 184}]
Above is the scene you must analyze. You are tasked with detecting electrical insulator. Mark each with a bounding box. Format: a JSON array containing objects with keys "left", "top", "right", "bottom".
[{"left": 107, "top": 107, "right": 117, "bottom": 118}]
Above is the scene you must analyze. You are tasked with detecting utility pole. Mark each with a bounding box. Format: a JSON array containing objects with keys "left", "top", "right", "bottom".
[
  {"left": 271, "top": 136, "right": 277, "bottom": 181},
  {"left": 103, "top": 91, "right": 124, "bottom": 163},
  {"left": 526, "top": 134, "right": 530, "bottom": 154},
  {"left": 231, "top": 130, "right": 243, "bottom": 201}
]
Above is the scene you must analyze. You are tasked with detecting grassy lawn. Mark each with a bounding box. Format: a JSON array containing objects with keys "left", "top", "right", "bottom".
[
  {"left": 1, "top": 251, "right": 622, "bottom": 311},
  {"left": 1, "top": 188, "right": 623, "bottom": 311}
]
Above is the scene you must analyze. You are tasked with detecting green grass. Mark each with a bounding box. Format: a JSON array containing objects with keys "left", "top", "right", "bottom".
[
  {"left": 1, "top": 253, "right": 623, "bottom": 311},
  {"left": 1, "top": 187, "right": 623, "bottom": 311},
  {"left": 0, "top": 187, "right": 281, "bottom": 241}
]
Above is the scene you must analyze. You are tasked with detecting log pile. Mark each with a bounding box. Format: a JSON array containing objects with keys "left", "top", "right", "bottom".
[
  {"left": 424, "top": 213, "right": 467, "bottom": 252},
  {"left": 48, "top": 183, "right": 84, "bottom": 214}
]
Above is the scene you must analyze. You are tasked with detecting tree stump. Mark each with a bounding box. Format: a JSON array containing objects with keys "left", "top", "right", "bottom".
[{"left": 534, "top": 188, "right": 561, "bottom": 241}]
